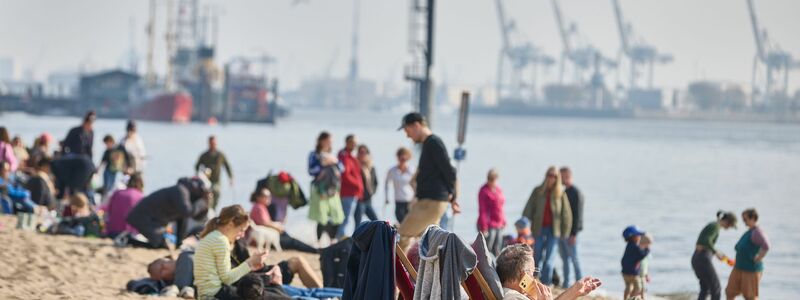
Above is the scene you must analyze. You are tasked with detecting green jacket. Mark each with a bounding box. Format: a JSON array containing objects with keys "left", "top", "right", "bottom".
[{"left": 522, "top": 186, "right": 573, "bottom": 238}]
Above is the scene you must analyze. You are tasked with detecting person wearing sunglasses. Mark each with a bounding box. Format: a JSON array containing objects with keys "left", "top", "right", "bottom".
[{"left": 522, "top": 166, "right": 573, "bottom": 286}]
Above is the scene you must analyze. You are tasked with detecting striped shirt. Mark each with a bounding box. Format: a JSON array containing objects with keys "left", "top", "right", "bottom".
[{"left": 194, "top": 230, "right": 251, "bottom": 299}]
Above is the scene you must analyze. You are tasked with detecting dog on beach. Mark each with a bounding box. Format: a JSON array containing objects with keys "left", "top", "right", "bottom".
[{"left": 247, "top": 221, "right": 281, "bottom": 252}]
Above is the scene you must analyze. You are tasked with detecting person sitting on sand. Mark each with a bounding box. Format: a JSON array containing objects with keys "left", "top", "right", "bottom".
[
  {"left": 249, "top": 188, "right": 318, "bottom": 254},
  {"left": 193, "top": 205, "right": 269, "bottom": 299},
  {"left": 52, "top": 193, "right": 102, "bottom": 237},
  {"left": 101, "top": 173, "right": 144, "bottom": 238},
  {"left": 495, "top": 244, "right": 601, "bottom": 300},
  {"left": 125, "top": 177, "right": 210, "bottom": 249},
  {"left": 147, "top": 239, "right": 334, "bottom": 299}
]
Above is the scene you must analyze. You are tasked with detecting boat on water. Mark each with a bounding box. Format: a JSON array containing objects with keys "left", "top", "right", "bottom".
[{"left": 130, "top": 91, "right": 193, "bottom": 123}]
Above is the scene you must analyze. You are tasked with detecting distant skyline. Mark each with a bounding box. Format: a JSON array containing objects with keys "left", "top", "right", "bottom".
[{"left": 2, "top": 0, "right": 799, "bottom": 92}]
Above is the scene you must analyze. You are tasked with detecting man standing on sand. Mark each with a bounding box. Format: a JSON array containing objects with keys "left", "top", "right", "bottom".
[
  {"left": 194, "top": 135, "right": 233, "bottom": 210},
  {"left": 397, "top": 112, "right": 460, "bottom": 251},
  {"left": 559, "top": 166, "right": 584, "bottom": 288},
  {"left": 63, "top": 111, "right": 96, "bottom": 159},
  {"left": 336, "top": 134, "right": 364, "bottom": 239}
]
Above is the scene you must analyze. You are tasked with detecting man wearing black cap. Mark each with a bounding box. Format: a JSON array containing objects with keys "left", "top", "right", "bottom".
[{"left": 397, "top": 112, "right": 460, "bottom": 251}]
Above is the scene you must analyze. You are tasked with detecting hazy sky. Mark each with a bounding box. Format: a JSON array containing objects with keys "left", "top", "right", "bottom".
[{"left": 2, "top": 0, "right": 799, "bottom": 91}]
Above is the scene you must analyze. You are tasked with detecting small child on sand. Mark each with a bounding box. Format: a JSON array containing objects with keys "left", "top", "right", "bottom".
[
  {"left": 621, "top": 225, "right": 650, "bottom": 300},
  {"left": 639, "top": 233, "right": 654, "bottom": 299}
]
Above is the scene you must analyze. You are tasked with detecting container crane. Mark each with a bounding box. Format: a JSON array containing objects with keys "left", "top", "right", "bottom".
[
  {"left": 746, "top": 0, "right": 799, "bottom": 105},
  {"left": 611, "top": 0, "right": 672, "bottom": 91},
  {"left": 404, "top": 0, "right": 435, "bottom": 125},
  {"left": 551, "top": 0, "right": 615, "bottom": 85},
  {"left": 494, "top": 0, "right": 554, "bottom": 103}
]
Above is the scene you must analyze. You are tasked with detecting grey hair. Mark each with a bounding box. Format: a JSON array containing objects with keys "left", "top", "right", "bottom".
[{"left": 495, "top": 244, "right": 535, "bottom": 285}]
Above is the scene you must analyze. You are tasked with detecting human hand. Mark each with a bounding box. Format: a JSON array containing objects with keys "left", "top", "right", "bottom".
[
  {"left": 715, "top": 252, "right": 725, "bottom": 260},
  {"left": 266, "top": 265, "right": 283, "bottom": 285},
  {"left": 568, "top": 235, "right": 576, "bottom": 246},
  {"left": 529, "top": 280, "right": 553, "bottom": 300},
  {"left": 569, "top": 276, "right": 602, "bottom": 297},
  {"left": 247, "top": 249, "right": 268, "bottom": 270},
  {"left": 646, "top": 274, "right": 651, "bottom": 283},
  {"left": 229, "top": 179, "right": 235, "bottom": 187},
  {"left": 451, "top": 200, "right": 461, "bottom": 215}
]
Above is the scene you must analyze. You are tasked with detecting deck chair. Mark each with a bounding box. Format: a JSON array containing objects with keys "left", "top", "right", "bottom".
[
  {"left": 395, "top": 244, "right": 417, "bottom": 300},
  {"left": 462, "top": 267, "right": 497, "bottom": 300}
]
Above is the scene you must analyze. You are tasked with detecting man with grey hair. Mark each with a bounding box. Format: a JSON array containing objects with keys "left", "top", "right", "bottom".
[{"left": 495, "top": 244, "right": 602, "bottom": 300}]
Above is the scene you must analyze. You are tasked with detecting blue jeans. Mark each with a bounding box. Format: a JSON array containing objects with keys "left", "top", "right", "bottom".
[
  {"left": 534, "top": 227, "right": 559, "bottom": 285},
  {"left": 102, "top": 169, "right": 118, "bottom": 194},
  {"left": 282, "top": 285, "right": 343, "bottom": 299},
  {"left": 439, "top": 204, "right": 453, "bottom": 231},
  {"left": 559, "top": 236, "right": 583, "bottom": 287},
  {"left": 354, "top": 200, "right": 378, "bottom": 229},
  {"left": 336, "top": 196, "right": 358, "bottom": 238}
]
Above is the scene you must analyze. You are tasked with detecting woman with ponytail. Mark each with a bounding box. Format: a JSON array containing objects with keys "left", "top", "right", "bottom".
[
  {"left": 194, "top": 205, "right": 267, "bottom": 300},
  {"left": 692, "top": 210, "right": 737, "bottom": 300}
]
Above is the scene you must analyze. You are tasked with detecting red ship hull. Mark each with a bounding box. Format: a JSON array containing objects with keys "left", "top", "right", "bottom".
[{"left": 131, "top": 92, "right": 193, "bottom": 123}]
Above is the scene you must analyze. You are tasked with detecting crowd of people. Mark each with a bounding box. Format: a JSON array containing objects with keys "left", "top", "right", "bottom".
[{"left": 0, "top": 110, "right": 772, "bottom": 300}]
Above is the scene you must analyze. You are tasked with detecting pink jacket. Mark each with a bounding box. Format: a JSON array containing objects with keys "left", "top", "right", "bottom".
[
  {"left": 477, "top": 184, "right": 506, "bottom": 232},
  {"left": 0, "top": 142, "right": 18, "bottom": 172},
  {"left": 103, "top": 188, "right": 143, "bottom": 235}
]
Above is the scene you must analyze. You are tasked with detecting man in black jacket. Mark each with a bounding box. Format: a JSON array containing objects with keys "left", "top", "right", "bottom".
[
  {"left": 126, "top": 177, "right": 210, "bottom": 248},
  {"left": 558, "top": 167, "right": 584, "bottom": 288},
  {"left": 62, "top": 111, "right": 96, "bottom": 159},
  {"left": 396, "top": 113, "right": 460, "bottom": 251}
]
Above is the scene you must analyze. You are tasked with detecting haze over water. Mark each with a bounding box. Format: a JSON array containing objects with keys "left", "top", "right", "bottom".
[{"left": 4, "top": 111, "right": 799, "bottom": 298}]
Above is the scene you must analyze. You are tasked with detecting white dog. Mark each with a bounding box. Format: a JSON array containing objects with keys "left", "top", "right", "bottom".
[{"left": 247, "top": 221, "right": 282, "bottom": 252}]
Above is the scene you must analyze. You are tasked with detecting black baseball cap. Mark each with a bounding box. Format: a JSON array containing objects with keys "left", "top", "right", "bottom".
[{"left": 398, "top": 112, "right": 425, "bottom": 130}]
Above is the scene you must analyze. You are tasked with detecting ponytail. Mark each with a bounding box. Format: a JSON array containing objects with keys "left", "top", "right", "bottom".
[
  {"left": 199, "top": 205, "right": 249, "bottom": 238},
  {"left": 716, "top": 210, "right": 738, "bottom": 227},
  {"left": 199, "top": 217, "right": 221, "bottom": 238}
]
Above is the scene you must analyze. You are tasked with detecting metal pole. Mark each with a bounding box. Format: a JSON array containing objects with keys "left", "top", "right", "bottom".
[{"left": 420, "top": 0, "right": 435, "bottom": 127}]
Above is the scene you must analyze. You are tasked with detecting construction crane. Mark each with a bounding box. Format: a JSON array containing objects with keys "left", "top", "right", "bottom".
[
  {"left": 551, "top": 0, "right": 615, "bottom": 84},
  {"left": 494, "top": 0, "right": 554, "bottom": 103},
  {"left": 746, "top": 0, "right": 799, "bottom": 106},
  {"left": 404, "top": 0, "right": 435, "bottom": 125},
  {"left": 611, "top": 0, "right": 672, "bottom": 90}
]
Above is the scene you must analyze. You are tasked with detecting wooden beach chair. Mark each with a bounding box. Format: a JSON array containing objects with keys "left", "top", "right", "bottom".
[
  {"left": 462, "top": 267, "right": 498, "bottom": 300},
  {"left": 395, "top": 243, "right": 417, "bottom": 300}
]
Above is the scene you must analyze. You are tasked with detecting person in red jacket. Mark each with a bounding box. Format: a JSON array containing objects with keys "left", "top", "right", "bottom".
[
  {"left": 477, "top": 168, "right": 506, "bottom": 256},
  {"left": 336, "top": 134, "right": 364, "bottom": 239}
]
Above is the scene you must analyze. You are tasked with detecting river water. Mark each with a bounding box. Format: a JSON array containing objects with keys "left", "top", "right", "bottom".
[{"left": 3, "top": 110, "right": 799, "bottom": 298}]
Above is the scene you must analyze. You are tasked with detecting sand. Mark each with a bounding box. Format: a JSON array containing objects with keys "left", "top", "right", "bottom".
[
  {"left": 0, "top": 215, "right": 319, "bottom": 300},
  {"left": 0, "top": 214, "right": 693, "bottom": 300}
]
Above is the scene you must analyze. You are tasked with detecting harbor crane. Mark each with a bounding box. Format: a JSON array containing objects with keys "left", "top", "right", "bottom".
[
  {"left": 551, "top": 0, "right": 615, "bottom": 85},
  {"left": 494, "top": 0, "right": 554, "bottom": 103},
  {"left": 404, "top": 0, "right": 435, "bottom": 125},
  {"left": 611, "top": 0, "right": 672, "bottom": 91},
  {"left": 746, "top": 0, "right": 799, "bottom": 105}
]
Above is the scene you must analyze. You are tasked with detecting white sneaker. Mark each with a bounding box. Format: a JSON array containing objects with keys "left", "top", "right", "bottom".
[{"left": 179, "top": 286, "right": 195, "bottom": 299}]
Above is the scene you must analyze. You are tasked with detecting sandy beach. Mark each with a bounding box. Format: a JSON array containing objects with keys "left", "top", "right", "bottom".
[
  {"left": 0, "top": 215, "right": 321, "bottom": 300},
  {"left": 0, "top": 214, "right": 697, "bottom": 300}
]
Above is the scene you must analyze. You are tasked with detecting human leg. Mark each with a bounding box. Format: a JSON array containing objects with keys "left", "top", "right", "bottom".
[
  {"left": 539, "top": 228, "right": 558, "bottom": 285},
  {"left": 354, "top": 201, "right": 365, "bottom": 226},
  {"left": 336, "top": 197, "right": 357, "bottom": 239},
  {"left": 280, "top": 232, "right": 318, "bottom": 254},
  {"left": 364, "top": 201, "right": 378, "bottom": 221},
  {"left": 395, "top": 202, "right": 409, "bottom": 224},
  {"left": 397, "top": 199, "right": 448, "bottom": 251},
  {"left": 559, "top": 238, "right": 572, "bottom": 288},
  {"left": 287, "top": 256, "right": 323, "bottom": 288}
]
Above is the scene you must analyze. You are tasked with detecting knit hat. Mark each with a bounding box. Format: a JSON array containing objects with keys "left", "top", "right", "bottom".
[{"left": 514, "top": 217, "right": 531, "bottom": 230}]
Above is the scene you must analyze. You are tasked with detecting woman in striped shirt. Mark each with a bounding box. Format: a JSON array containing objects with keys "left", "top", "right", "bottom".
[{"left": 194, "top": 205, "right": 267, "bottom": 300}]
